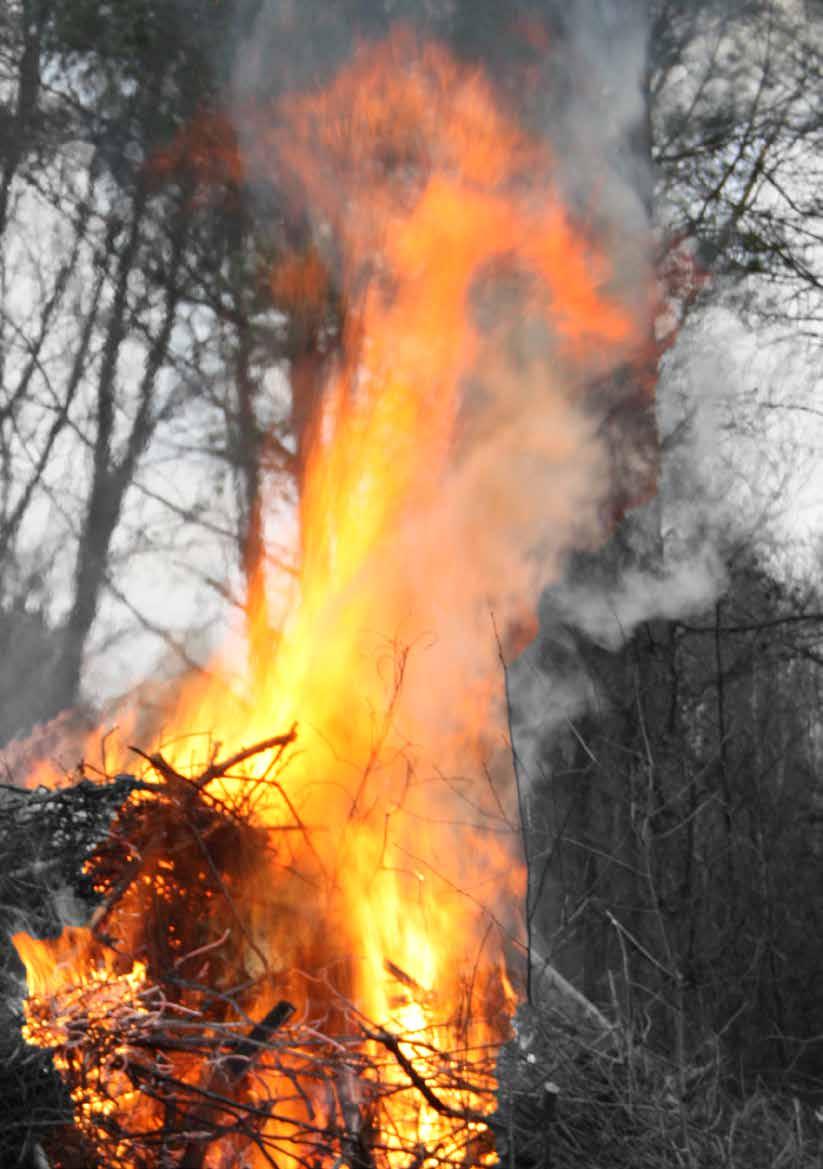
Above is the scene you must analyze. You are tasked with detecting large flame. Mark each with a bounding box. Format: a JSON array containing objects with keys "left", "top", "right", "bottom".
[{"left": 13, "top": 30, "right": 647, "bottom": 1168}]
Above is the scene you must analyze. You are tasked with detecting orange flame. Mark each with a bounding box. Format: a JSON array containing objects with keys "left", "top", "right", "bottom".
[
  {"left": 14, "top": 29, "right": 648, "bottom": 1168},
  {"left": 13, "top": 930, "right": 154, "bottom": 1154}
]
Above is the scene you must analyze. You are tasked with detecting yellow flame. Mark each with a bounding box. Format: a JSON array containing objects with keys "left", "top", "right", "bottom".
[{"left": 14, "top": 30, "right": 646, "bottom": 1168}]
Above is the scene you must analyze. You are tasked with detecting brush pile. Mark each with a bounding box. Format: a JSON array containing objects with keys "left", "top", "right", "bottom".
[
  {"left": 6, "top": 737, "right": 819, "bottom": 1169},
  {"left": 12, "top": 734, "right": 297, "bottom": 1169},
  {"left": 7, "top": 733, "right": 503, "bottom": 1169}
]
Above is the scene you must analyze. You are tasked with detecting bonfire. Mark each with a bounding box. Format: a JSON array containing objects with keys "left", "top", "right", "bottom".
[{"left": 7, "top": 28, "right": 649, "bottom": 1169}]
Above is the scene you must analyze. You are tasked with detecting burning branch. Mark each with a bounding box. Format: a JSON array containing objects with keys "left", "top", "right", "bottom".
[
  {"left": 129, "top": 724, "right": 297, "bottom": 796},
  {"left": 364, "top": 1027, "right": 487, "bottom": 1126},
  {"left": 175, "top": 1000, "right": 296, "bottom": 1169}
]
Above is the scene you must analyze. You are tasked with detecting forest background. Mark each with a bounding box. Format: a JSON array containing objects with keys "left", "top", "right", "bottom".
[{"left": 0, "top": 0, "right": 822, "bottom": 1157}]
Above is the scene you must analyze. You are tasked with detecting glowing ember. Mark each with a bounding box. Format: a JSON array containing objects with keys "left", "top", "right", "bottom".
[
  {"left": 12, "top": 28, "right": 648, "bottom": 1169},
  {"left": 13, "top": 930, "right": 153, "bottom": 1154}
]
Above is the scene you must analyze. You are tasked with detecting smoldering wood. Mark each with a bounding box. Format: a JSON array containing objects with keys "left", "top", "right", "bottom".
[{"left": 0, "top": 775, "right": 138, "bottom": 1169}]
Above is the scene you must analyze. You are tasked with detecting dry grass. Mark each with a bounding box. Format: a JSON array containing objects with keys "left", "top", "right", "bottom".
[{"left": 494, "top": 1003, "right": 821, "bottom": 1169}]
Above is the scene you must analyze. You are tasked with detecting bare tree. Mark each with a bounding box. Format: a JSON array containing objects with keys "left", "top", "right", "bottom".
[{"left": 651, "top": 0, "right": 823, "bottom": 339}]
